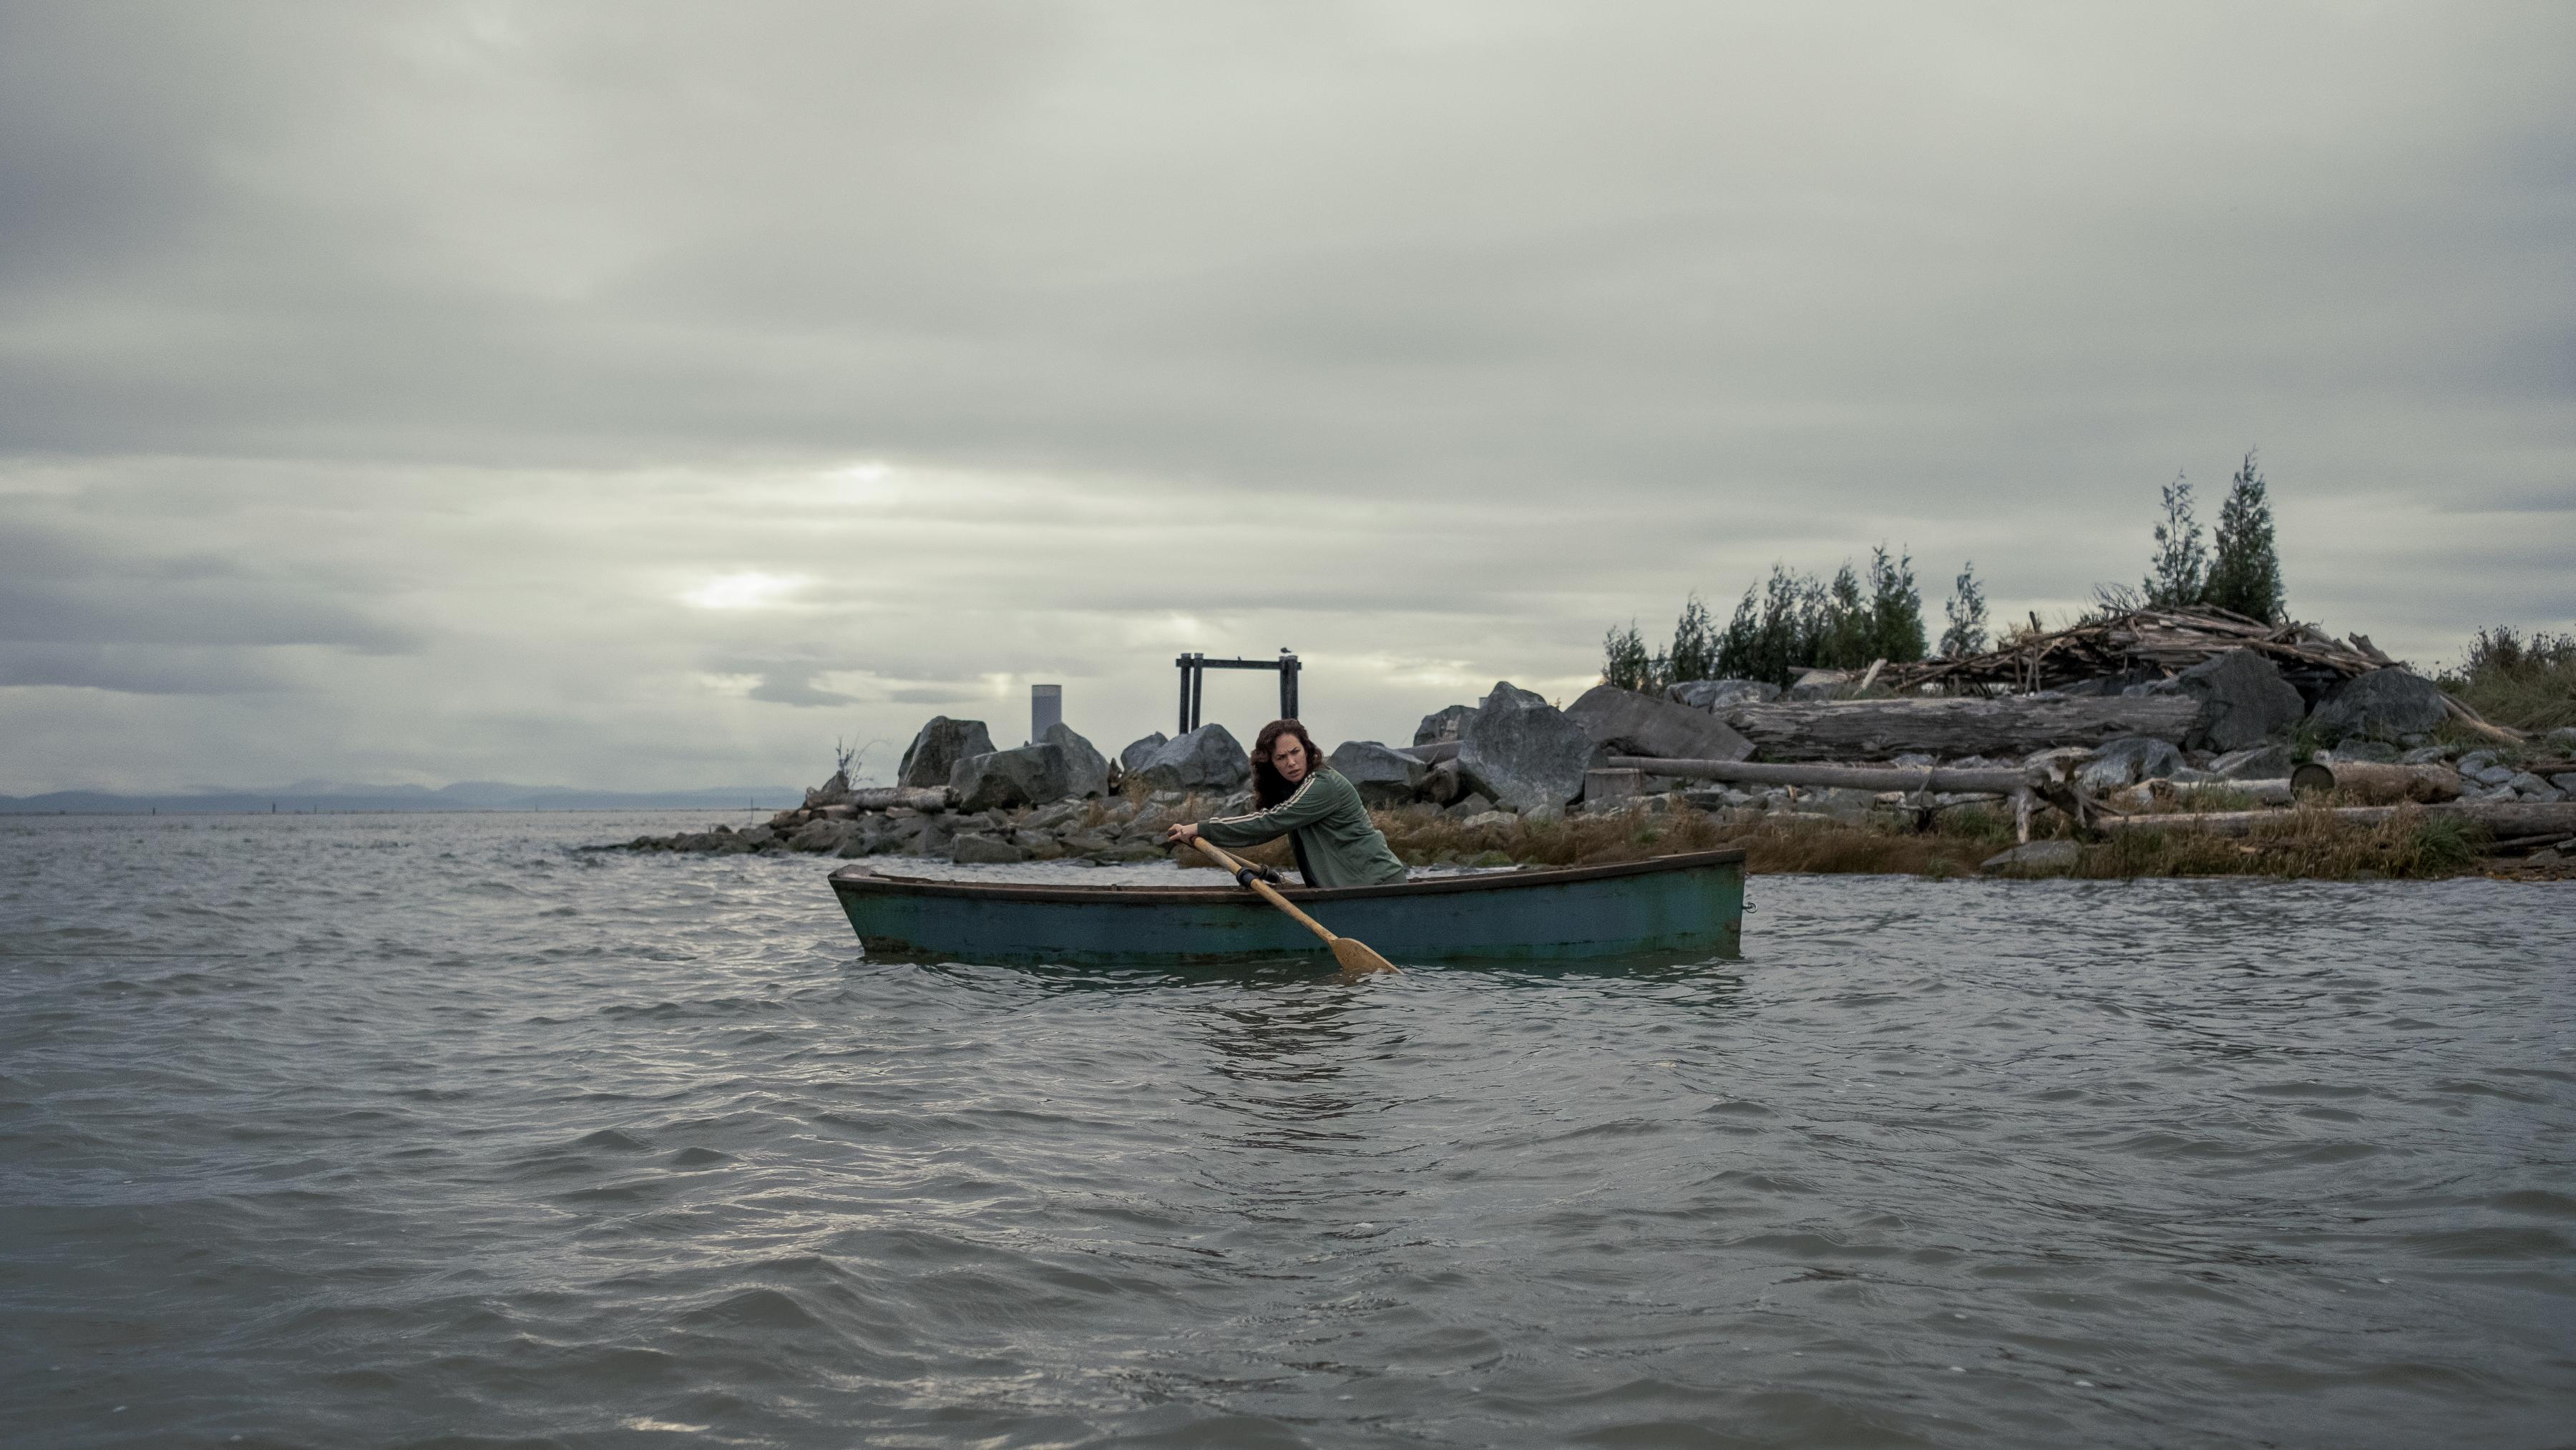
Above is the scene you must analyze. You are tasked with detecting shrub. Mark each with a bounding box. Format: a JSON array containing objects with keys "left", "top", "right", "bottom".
[{"left": 2436, "top": 626, "right": 2576, "bottom": 733}]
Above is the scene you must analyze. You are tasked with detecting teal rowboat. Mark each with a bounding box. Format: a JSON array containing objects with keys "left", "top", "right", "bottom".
[{"left": 826, "top": 848, "right": 1745, "bottom": 966}]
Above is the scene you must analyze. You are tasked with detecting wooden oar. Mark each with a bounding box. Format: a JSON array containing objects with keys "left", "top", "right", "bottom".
[{"left": 1188, "top": 837, "right": 1400, "bottom": 975}]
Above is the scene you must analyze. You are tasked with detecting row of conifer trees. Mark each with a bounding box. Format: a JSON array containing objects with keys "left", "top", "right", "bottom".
[{"left": 1603, "top": 451, "right": 2285, "bottom": 692}]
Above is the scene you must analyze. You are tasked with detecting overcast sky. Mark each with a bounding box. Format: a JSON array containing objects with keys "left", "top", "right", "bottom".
[{"left": 4, "top": 1, "right": 2570, "bottom": 794}]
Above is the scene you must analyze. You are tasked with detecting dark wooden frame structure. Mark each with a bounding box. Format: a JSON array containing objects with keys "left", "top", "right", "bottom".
[{"left": 1176, "top": 651, "right": 1299, "bottom": 733}]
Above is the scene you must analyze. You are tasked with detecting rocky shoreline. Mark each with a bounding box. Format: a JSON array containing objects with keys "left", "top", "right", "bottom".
[{"left": 613, "top": 640, "right": 2576, "bottom": 877}]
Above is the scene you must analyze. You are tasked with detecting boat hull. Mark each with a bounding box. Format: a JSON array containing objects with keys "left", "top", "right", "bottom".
[{"left": 827, "top": 849, "right": 1745, "bottom": 965}]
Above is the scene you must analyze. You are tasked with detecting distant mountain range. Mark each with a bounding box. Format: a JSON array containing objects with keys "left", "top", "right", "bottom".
[{"left": 0, "top": 780, "right": 804, "bottom": 814}]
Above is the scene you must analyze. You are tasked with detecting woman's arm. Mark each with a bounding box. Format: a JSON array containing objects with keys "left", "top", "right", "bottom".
[{"left": 1167, "top": 774, "right": 1336, "bottom": 848}]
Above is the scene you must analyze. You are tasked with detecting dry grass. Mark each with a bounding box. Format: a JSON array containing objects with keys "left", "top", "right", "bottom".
[
  {"left": 1372, "top": 799, "right": 2488, "bottom": 882},
  {"left": 2438, "top": 627, "right": 2576, "bottom": 734}
]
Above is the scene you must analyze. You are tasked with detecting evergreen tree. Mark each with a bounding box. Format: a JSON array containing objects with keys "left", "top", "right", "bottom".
[
  {"left": 1664, "top": 594, "right": 1719, "bottom": 685},
  {"left": 1716, "top": 565, "right": 1825, "bottom": 688},
  {"left": 2204, "top": 449, "right": 2285, "bottom": 623},
  {"left": 2143, "top": 473, "right": 2208, "bottom": 608},
  {"left": 1866, "top": 545, "right": 1926, "bottom": 663},
  {"left": 1815, "top": 563, "right": 1873, "bottom": 669},
  {"left": 1600, "top": 619, "right": 1653, "bottom": 692},
  {"left": 1940, "top": 561, "right": 1990, "bottom": 658}
]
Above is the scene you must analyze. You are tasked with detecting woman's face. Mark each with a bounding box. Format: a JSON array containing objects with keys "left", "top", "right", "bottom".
[{"left": 1269, "top": 733, "right": 1309, "bottom": 784}]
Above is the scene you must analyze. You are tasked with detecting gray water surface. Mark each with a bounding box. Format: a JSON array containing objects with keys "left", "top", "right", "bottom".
[{"left": 2, "top": 812, "right": 2570, "bottom": 1449}]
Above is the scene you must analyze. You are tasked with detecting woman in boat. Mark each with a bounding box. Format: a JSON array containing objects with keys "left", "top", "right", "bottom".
[{"left": 1163, "top": 719, "right": 1409, "bottom": 887}]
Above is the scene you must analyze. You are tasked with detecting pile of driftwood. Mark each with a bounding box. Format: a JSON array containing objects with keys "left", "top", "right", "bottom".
[
  {"left": 1877, "top": 605, "right": 2525, "bottom": 744},
  {"left": 1885, "top": 605, "right": 2391, "bottom": 696}
]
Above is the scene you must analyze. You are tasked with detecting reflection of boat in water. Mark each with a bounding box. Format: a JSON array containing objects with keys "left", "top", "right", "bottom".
[{"left": 828, "top": 849, "right": 1745, "bottom": 966}]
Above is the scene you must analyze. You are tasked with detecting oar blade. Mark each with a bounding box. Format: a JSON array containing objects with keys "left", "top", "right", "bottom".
[{"left": 1331, "top": 936, "right": 1401, "bottom": 976}]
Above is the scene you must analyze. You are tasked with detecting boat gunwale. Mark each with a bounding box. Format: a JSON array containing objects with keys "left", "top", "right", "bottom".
[{"left": 826, "top": 847, "right": 1745, "bottom": 908}]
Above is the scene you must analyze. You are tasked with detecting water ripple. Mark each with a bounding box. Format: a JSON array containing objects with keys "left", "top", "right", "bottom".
[{"left": 0, "top": 812, "right": 2569, "bottom": 1448}]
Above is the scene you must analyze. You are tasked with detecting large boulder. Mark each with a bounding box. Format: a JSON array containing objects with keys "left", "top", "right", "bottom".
[
  {"left": 2075, "top": 736, "right": 2185, "bottom": 791},
  {"left": 1118, "top": 732, "right": 1169, "bottom": 774},
  {"left": 1455, "top": 680, "right": 1599, "bottom": 818},
  {"left": 1415, "top": 704, "right": 1475, "bottom": 746},
  {"left": 2147, "top": 649, "right": 2305, "bottom": 751},
  {"left": 1328, "top": 740, "right": 1427, "bottom": 807},
  {"left": 2308, "top": 668, "right": 2449, "bottom": 741},
  {"left": 1132, "top": 724, "right": 1251, "bottom": 793},
  {"left": 1664, "top": 678, "right": 1779, "bottom": 711},
  {"left": 1039, "top": 723, "right": 1111, "bottom": 799},
  {"left": 949, "top": 729, "right": 1108, "bottom": 812},
  {"left": 898, "top": 716, "right": 996, "bottom": 789},
  {"left": 1565, "top": 684, "right": 1755, "bottom": 764}
]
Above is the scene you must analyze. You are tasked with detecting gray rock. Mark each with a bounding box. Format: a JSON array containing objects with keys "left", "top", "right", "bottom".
[
  {"left": 2207, "top": 743, "right": 2293, "bottom": 781},
  {"left": 1981, "top": 840, "right": 2081, "bottom": 877},
  {"left": 2547, "top": 726, "right": 2576, "bottom": 751},
  {"left": 1444, "top": 791, "right": 1496, "bottom": 819},
  {"left": 2456, "top": 750, "right": 2499, "bottom": 777},
  {"left": 1455, "top": 680, "right": 1599, "bottom": 819},
  {"left": 1664, "top": 678, "right": 1780, "bottom": 711},
  {"left": 2401, "top": 745, "right": 2454, "bottom": 765},
  {"left": 1132, "top": 724, "right": 1251, "bottom": 793},
  {"left": 1564, "top": 684, "right": 1755, "bottom": 764},
  {"left": 804, "top": 770, "right": 852, "bottom": 809},
  {"left": 950, "top": 740, "right": 1100, "bottom": 812},
  {"left": 1456, "top": 809, "right": 1516, "bottom": 830},
  {"left": 2553, "top": 773, "right": 2576, "bottom": 794},
  {"left": 1416, "top": 757, "right": 1467, "bottom": 806},
  {"left": 1788, "top": 669, "right": 1854, "bottom": 701},
  {"left": 2148, "top": 649, "right": 2306, "bottom": 751},
  {"left": 2325, "top": 740, "right": 2399, "bottom": 764},
  {"left": 1023, "top": 799, "right": 1089, "bottom": 832},
  {"left": 1414, "top": 704, "right": 1475, "bottom": 746},
  {"left": 2506, "top": 771, "right": 2556, "bottom": 799},
  {"left": 2308, "top": 668, "right": 2450, "bottom": 741},
  {"left": 2076, "top": 736, "right": 2185, "bottom": 790},
  {"left": 1118, "top": 732, "right": 1169, "bottom": 774},
  {"left": 1038, "top": 723, "right": 1111, "bottom": 799},
  {"left": 788, "top": 817, "right": 857, "bottom": 853},
  {"left": 950, "top": 832, "right": 1029, "bottom": 865},
  {"left": 2470, "top": 763, "right": 2517, "bottom": 787},
  {"left": 1328, "top": 740, "right": 1427, "bottom": 807},
  {"left": 897, "top": 716, "right": 997, "bottom": 789}
]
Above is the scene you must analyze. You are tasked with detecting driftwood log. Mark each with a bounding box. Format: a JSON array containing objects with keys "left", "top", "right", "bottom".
[
  {"left": 2108, "top": 763, "right": 2462, "bottom": 812},
  {"left": 1717, "top": 696, "right": 2200, "bottom": 762},
  {"left": 841, "top": 787, "right": 955, "bottom": 812},
  {"left": 1604, "top": 755, "right": 2033, "bottom": 795},
  {"left": 2091, "top": 801, "right": 2576, "bottom": 840}
]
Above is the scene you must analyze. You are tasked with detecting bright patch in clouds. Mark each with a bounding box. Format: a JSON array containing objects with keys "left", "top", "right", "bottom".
[{"left": 683, "top": 572, "right": 805, "bottom": 610}]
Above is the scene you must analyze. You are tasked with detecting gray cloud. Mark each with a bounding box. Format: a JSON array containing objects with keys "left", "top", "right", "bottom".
[{"left": 1, "top": 1, "right": 2570, "bottom": 791}]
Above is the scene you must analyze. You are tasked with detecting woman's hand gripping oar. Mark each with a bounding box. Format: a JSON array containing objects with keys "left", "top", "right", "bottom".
[{"left": 1188, "top": 838, "right": 1400, "bottom": 975}]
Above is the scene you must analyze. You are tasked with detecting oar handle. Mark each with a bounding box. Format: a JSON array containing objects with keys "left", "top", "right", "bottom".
[{"left": 1191, "top": 837, "right": 1339, "bottom": 947}]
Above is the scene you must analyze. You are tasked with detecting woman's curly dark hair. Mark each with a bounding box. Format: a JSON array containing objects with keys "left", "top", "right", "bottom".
[{"left": 1249, "top": 718, "right": 1327, "bottom": 809}]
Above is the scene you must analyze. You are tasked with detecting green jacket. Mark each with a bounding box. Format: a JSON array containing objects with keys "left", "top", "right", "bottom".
[{"left": 1198, "top": 768, "right": 1408, "bottom": 888}]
